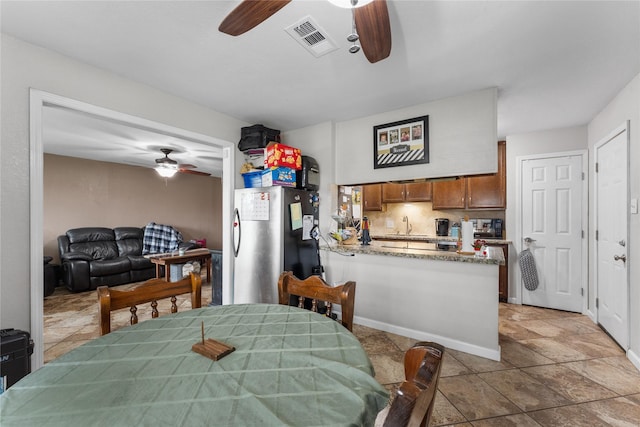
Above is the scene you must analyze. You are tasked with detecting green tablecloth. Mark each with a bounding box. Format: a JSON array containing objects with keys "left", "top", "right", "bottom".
[{"left": 1, "top": 304, "right": 388, "bottom": 426}]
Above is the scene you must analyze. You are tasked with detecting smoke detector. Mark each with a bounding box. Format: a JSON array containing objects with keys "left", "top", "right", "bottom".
[{"left": 285, "top": 16, "right": 338, "bottom": 58}]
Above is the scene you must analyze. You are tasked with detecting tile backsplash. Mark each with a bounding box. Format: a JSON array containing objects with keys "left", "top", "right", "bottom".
[{"left": 364, "top": 202, "right": 505, "bottom": 237}]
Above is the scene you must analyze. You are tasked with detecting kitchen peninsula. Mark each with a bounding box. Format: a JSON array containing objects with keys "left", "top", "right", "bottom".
[{"left": 321, "top": 241, "right": 505, "bottom": 361}]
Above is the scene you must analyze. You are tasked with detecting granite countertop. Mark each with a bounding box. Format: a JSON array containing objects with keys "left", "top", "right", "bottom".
[
  {"left": 321, "top": 242, "right": 505, "bottom": 266},
  {"left": 371, "top": 234, "right": 512, "bottom": 245}
]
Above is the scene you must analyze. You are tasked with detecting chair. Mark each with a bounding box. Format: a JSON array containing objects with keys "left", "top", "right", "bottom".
[
  {"left": 376, "top": 342, "right": 445, "bottom": 427},
  {"left": 97, "top": 272, "right": 202, "bottom": 335},
  {"left": 277, "top": 271, "right": 356, "bottom": 332}
]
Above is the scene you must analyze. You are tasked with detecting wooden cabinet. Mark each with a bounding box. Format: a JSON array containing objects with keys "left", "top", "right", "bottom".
[
  {"left": 362, "top": 184, "right": 382, "bottom": 211},
  {"left": 431, "top": 178, "right": 466, "bottom": 209},
  {"left": 432, "top": 141, "right": 506, "bottom": 210},
  {"left": 405, "top": 182, "right": 432, "bottom": 202},
  {"left": 382, "top": 182, "right": 432, "bottom": 203},
  {"left": 485, "top": 242, "right": 509, "bottom": 302},
  {"left": 381, "top": 183, "right": 405, "bottom": 203},
  {"left": 466, "top": 141, "right": 506, "bottom": 209}
]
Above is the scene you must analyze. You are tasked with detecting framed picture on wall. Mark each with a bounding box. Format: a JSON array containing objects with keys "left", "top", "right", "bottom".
[{"left": 373, "top": 115, "right": 429, "bottom": 169}]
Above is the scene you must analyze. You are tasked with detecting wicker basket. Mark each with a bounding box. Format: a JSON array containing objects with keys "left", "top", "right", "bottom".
[{"left": 340, "top": 227, "right": 359, "bottom": 245}]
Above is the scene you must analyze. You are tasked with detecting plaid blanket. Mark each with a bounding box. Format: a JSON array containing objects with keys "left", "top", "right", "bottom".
[{"left": 142, "top": 222, "right": 183, "bottom": 255}]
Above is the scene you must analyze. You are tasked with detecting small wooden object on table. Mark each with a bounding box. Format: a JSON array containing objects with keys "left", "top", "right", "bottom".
[
  {"left": 148, "top": 248, "right": 212, "bottom": 283},
  {"left": 192, "top": 321, "right": 235, "bottom": 361}
]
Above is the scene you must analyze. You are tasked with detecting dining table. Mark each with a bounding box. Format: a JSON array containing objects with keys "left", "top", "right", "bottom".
[{"left": 0, "top": 304, "right": 389, "bottom": 426}]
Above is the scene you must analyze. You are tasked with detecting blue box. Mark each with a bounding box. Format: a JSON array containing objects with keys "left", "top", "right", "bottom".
[
  {"left": 262, "top": 167, "right": 296, "bottom": 187},
  {"left": 242, "top": 171, "right": 263, "bottom": 188}
]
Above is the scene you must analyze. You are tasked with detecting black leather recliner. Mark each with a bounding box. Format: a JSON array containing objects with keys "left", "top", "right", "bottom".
[{"left": 58, "top": 227, "right": 156, "bottom": 292}]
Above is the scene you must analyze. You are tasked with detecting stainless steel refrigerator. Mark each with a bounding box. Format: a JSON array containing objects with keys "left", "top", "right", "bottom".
[{"left": 233, "top": 186, "right": 320, "bottom": 304}]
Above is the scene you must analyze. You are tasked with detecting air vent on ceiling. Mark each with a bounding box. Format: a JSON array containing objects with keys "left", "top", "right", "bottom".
[{"left": 285, "top": 16, "right": 338, "bottom": 58}]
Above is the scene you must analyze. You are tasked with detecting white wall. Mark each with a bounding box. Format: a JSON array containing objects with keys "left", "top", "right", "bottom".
[
  {"left": 335, "top": 88, "right": 498, "bottom": 185},
  {"left": 587, "top": 73, "right": 640, "bottom": 367},
  {"left": 281, "top": 122, "right": 335, "bottom": 239},
  {"left": 505, "top": 126, "right": 588, "bottom": 303},
  {"left": 0, "top": 34, "right": 247, "bottom": 332}
]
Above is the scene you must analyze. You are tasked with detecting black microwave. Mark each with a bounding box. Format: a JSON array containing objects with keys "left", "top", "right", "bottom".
[{"left": 297, "top": 155, "right": 319, "bottom": 191}]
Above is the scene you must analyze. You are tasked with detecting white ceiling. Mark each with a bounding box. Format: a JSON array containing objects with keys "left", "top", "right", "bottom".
[{"left": 2, "top": 0, "right": 639, "bottom": 176}]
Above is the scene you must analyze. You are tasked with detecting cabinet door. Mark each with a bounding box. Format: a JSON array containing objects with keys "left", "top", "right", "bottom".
[
  {"left": 486, "top": 243, "right": 509, "bottom": 302},
  {"left": 432, "top": 179, "right": 466, "bottom": 209},
  {"left": 382, "top": 183, "right": 405, "bottom": 202},
  {"left": 466, "top": 141, "right": 506, "bottom": 209},
  {"left": 362, "top": 184, "right": 382, "bottom": 211},
  {"left": 404, "top": 182, "right": 432, "bottom": 202}
]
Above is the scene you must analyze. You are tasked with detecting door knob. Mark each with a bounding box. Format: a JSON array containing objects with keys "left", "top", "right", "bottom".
[
  {"left": 524, "top": 237, "right": 536, "bottom": 244},
  {"left": 614, "top": 254, "right": 627, "bottom": 262}
]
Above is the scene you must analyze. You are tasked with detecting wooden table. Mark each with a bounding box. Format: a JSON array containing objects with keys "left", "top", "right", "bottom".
[
  {"left": 148, "top": 248, "right": 212, "bottom": 283},
  {"left": 0, "top": 304, "right": 388, "bottom": 426}
]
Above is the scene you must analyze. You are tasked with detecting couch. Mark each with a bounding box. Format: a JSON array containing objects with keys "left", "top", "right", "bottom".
[
  {"left": 58, "top": 227, "right": 194, "bottom": 293},
  {"left": 43, "top": 256, "right": 60, "bottom": 297}
]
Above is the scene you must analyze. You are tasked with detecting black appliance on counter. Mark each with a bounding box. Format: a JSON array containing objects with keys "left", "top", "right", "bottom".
[
  {"left": 296, "top": 155, "right": 319, "bottom": 191},
  {"left": 435, "top": 218, "right": 450, "bottom": 236},
  {"left": 472, "top": 219, "right": 504, "bottom": 239}
]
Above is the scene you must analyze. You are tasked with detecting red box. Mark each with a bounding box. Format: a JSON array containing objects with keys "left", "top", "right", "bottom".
[{"left": 264, "top": 143, "right": 302, "bottom": 170}]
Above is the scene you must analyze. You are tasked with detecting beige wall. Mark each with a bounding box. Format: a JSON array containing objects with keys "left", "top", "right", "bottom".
[{"left": 44, "top": 154, "right": 223, "bottom": 263}]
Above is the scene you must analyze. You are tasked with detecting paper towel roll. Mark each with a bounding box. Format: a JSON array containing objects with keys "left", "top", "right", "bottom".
[{"left": 461, "top": 221, "right": 474, "bottom": 252}]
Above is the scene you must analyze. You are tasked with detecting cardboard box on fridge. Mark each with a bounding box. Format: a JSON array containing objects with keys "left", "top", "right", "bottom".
[
  {"left": 264, "top": 143, "right": 302, "bottom": 170},
  {"left": 262, "top": 167, "right": 296, "bottom": 187}
]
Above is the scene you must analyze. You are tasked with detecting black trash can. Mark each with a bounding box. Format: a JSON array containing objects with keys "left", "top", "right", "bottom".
[{"left": 0, "top": 329, "right": 34, "bottom": 394}]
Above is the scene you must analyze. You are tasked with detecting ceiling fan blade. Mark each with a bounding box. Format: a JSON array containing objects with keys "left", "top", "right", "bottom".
[
  {"left": 179, "top": 168, "right": 211, "bottom": 176},
  {"left": 354, "top": 0, "right": 392, "bottom": 63},
  {"left": 178, "top": 163, "right": 196, "bottom": 169},
  {"left": 219, "top": 0, "right": 292, "bottom": 36}
]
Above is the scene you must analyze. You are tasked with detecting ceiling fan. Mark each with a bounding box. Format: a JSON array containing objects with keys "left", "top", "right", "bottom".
[
  {"left": 155, "top": 148, "right": 211, "bottom": 177},
  {"left": 218, "top": 0, "right": 391, "bottom": 63}
]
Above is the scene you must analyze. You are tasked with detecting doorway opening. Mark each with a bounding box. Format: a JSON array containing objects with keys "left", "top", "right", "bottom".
[{"left": 30, "top": 89, "right": 236, "bottom": 369}]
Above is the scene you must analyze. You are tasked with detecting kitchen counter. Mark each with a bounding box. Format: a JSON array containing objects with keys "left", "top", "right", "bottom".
[
  {"left": 321, "top": 241, "right": 502, "bottom": 361},
  {"left": 371, "top": 233, "right": 512, "bottom": 246},
  {"left": 326, "top": 240, "right": 505, "bottom": 266}
]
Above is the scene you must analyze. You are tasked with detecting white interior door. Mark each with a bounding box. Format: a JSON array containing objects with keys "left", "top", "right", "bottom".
[
  {"left": 595, "top": 125, "right": 628, "bottom": 349},
  {"left": 520, "top": 154, "right": 584, "bottom": 312}
]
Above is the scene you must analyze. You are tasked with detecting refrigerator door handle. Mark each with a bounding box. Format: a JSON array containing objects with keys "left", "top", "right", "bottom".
[{"left": 233, "top": 208, "right": 241, "bottom": 257}]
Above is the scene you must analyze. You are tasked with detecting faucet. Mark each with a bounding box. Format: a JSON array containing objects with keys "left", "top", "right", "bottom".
[{"left": 402, "top": 215, "right": 412, "bottom": 235}]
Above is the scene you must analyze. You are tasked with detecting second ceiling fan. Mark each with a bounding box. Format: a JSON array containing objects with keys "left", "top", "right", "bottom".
[
  {"left": 218, "top": 0, "right": 392, "bottom": 63},
  {"left": 155, "top": 148, "right": 211, "bottom": 177}
]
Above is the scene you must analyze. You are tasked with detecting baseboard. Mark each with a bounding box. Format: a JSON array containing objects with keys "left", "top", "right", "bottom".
[
  {"left": 627, "top": 349, "right": 640, "bottom": 373},
  {"left": 354, "top": 315, "right": 501, "bottom": 361},
  {"left": 508, "top": 297, "right": 518, "bottom": 304}
]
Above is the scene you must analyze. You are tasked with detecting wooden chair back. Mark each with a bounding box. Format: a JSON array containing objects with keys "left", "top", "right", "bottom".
[
  {"left": 382, "top": 342, "right": 445, "bottom": 427},
  {"left": 98, "top": 272, "right": 202, "bottom": 336},
  {"left": 277, "top": 271, "right": 356, "bottom": 332}
]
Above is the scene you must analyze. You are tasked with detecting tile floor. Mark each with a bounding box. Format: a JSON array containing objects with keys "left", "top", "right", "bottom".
[{"left": 44, "top": 283, "right": 640, "bottom": 426}]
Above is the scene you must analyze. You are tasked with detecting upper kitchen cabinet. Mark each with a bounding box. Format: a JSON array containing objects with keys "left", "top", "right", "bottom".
[
  {"left": 381, "top": 182, "right": 432, "bottom": 203},
  {"left": 432, "top": 141, "right": 506, "bottom": 210},
  {"left": 467, "top": 141, "right": 506, "bottom": 209},
  {"left": 362, "top": 184, "right": 383, "bottom": 211},
  {"left": 431, "top": 178, "right": 466, "bottom": 209}
]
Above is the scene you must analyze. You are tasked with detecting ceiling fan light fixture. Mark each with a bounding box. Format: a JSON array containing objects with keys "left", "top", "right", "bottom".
[
  {"left": 327, "top": 0, "right": 374, "bottom": 9},
  {"left": 155, "top": 164, "right": 178, "bottom": 178}
]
